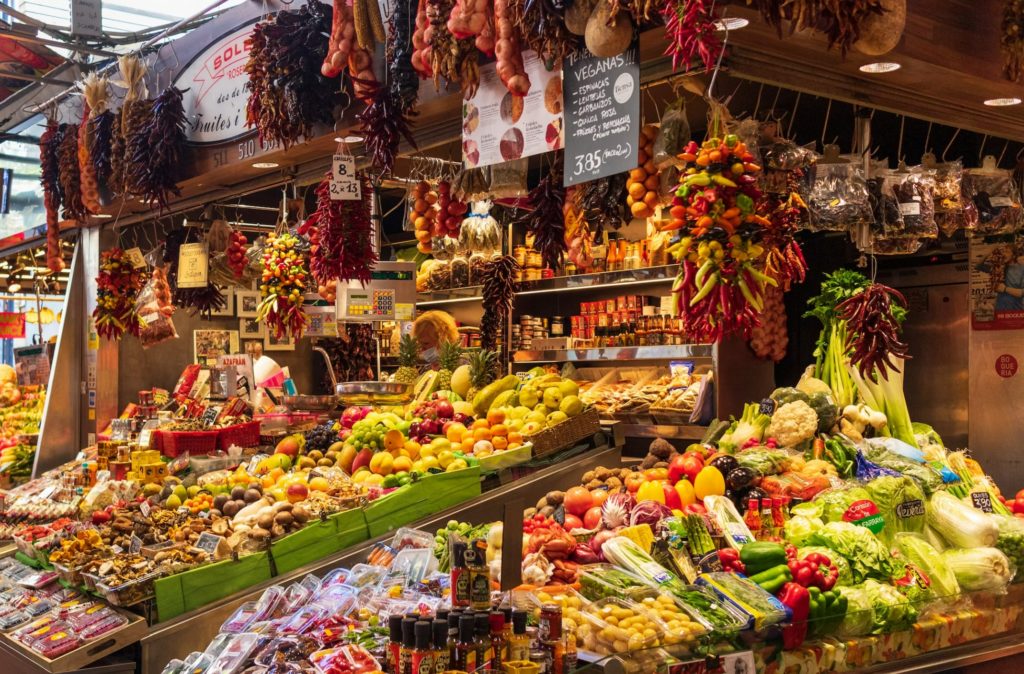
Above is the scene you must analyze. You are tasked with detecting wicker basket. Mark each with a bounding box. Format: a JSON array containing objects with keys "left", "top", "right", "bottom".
[
  {"left": 217, "top": 421, "right": 261, "bottom": 450},
  {"left": 525, "top": 408, "right": 601, "bottom": 458},
  {"left": 153, "top": 429, "right": 219, "bottom": 458}
]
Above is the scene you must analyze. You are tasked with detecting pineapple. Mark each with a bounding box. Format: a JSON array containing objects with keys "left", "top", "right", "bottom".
[
  {"left": 436, "top": 340, "right": 462, "bottom": 392},
  {"left": 465, "top": 349, "right": 498, "bottom": 401},
  {"left": 393, "top": 334, "right": 420, "bottom": 384}
]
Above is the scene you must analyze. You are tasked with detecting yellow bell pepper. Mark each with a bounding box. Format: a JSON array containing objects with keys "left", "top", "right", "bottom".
[
  {"left": 636, "top": 480, "right": 666, "bottom": 504},
  {"left": 675, "top": 480, "right": 697, "bottom": 506}
]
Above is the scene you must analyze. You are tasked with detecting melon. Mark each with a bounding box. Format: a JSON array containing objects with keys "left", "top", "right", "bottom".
[
  {"left": 450, "top": 364, "right": 472, "bottom": 398},
  {"left": 413, "top": 371, "right": 439, "bottom": 402}
]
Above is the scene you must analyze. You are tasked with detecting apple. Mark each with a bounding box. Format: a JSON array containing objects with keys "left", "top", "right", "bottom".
[
  {"left": 286, "top": 483, "right": 309, "bottom": 504},
  {"left": 434, "top": 399, "right": 454, "bottom": 419}
]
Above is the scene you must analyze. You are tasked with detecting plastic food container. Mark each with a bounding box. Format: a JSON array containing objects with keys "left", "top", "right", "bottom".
[
  {"left": 79, "top": 612, "right": 129, "bottom": 640},
  {"left": 281, "top": 581, "right": 313, "bottom": 613},
  {"left": 254, "top": 636, "right": 321, "bottom": 667},
  {"left": 390, "top": 527, "right": 434, "bottom": 551},
  {"left": 52, "top": 562, "right": 86, "bottom": 588},
  {"left": 666, "top": 585, "right": 750, "bottom": 633},
  {"left": 320, "top": 568, "right": 350, "bottom": 587},
  {"left": 578, "top": 563, "right": 651, "bottom": 602},
  {"left": 252, "top": 585, "right": 286, "bottom": 621},
  {"left": 309, "top": 644, "right": 382, "bottom": 674},
  {"left": 387, "top": 548, "right": 437, "bottom": 585},
  {"left": 694, "top": 572, "right": 789, "bottom": 630},
  {"left": 207, "top": 632, "right": 262, "bottom": 674},
  {"left": 30, "top": 628, "right": 82, "bottom": 658},
  {"left": 220, "top": 601, "right": 260, "bottom": 634},
  {"left": 160, "top": 659, "right": 186, "bottom": 674},
  {"left": 181, "top": 651, "right": 215, "bottom": 674},
  {"left": 190, "top": 453, "right": 236, "bottom": 475},
  {"left": 343, "top": 564, "right": 385, "bottom": 589},
  {"left": 275, "top": 606, "right": 327, "bottom": 636},
  {"left": 581, "top": 597, "right": 667, "bottom": 652},
  {"left": 94, "top": 572, "right": 159, "bottom": 606},
  {"left": 0, "top": 610, "right": 30, "bottom": 630}
]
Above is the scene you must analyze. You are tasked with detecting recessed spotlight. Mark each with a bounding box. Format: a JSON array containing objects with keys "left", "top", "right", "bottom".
[
  {"left": 334, "top": 135, "right": 364, "bottom": 143},
  {"left": 252, "top": 162, "right": 279, "bottom": 169},
  {"left": 714, "top": 17, "right": 749, "bottom": 31},
  {"left": 93, "top": 213, "right": 113, "bottom": 219},
  {"left": 859, "top": 62, "right": 901, "bottom": 73},
  {"left": 984, "top": 97, "right": 1022, "bottom": 106}
]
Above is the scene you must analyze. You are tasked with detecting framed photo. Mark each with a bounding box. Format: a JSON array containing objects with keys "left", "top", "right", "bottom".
[
  {"left": 239, "top": 317, "right": 263, "bottom": 339},
  {"left": 236, "top": 290, "right": 261, "bottom": 318},
  {"left": 264, "top": 331, "right": 295, "bottom": 352},
  {"left": 194, "top": 329, "right": 240, "bottom": 365},
  {"left": 211, "top": 287, "right": 234, "bottom": 317}
]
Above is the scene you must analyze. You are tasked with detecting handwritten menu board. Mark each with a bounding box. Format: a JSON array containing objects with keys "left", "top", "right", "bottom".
[{"left": 562, "top": 45, "right": 640, "bottom": 186}]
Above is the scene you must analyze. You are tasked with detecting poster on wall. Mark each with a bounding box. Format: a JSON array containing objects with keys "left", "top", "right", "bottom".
[
  {"left": 462, "top": 50, "right": 564, "bottom": 168},
  {"left": 194, "top": 329, "right": 240, "bottom": 365},
  {"left": 969, "top": 240, "right": 1024, "bottom": 330},
  {"left": 0, "top": 312, "right": 25, "bottom": 338}
]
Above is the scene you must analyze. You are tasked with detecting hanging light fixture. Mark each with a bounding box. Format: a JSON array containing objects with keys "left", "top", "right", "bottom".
[{"left": 38, "top": 307, "right": 55, "bottom": 325}]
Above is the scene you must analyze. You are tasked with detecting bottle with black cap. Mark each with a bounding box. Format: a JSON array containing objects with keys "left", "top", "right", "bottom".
[
  {"left": 387, "top": 614, "right": 403, "bottom": 674},
  {"left": 409, "top": 620, "right": 434, "bottom": 674},
  {"left": 509, "top": 609, "right": 530, "bottom": 661},
  {"left": 451, "top": 614, "right": 476, "bottom": 672},
  {"left": 474, "top": 612, "right": 492, "bottom": 671},
  {"left": 432, "top": 618, "right": 449, "bottom": 673},
  {"left": 489, "top": 610, "right": 507, "bottom": 670},
  {"left": 400, "top": 615, "right": 417, "bottom": 674}
]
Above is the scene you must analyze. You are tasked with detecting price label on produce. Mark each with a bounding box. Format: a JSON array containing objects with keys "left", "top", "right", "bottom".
[
  {"left": 139, "top": 501, "right": 151, "bottom": 518},
  {"left": 330, "top": 154, "right": 360, "bottom": 201},
  {"left": 124, "top": 247, "right": 147, "bottom": 269},
  {"left": 195, "top": 532, "right": 225, "bottom": 556},
  {"left": 971, "top": 491, "right": 994, "bottom": 513},
  {"left": 129, "top": 534, "right": 143, "bottom": 555}
]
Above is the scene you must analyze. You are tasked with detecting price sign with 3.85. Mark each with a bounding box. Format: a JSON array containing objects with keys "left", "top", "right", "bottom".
[{"left": 330, "top": 154, "right": 360, "bottom": 200}]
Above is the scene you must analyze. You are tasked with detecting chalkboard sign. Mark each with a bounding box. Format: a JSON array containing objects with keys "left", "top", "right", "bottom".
[{"left": 562, "top": 44, "right": 640, "bottom": 186}]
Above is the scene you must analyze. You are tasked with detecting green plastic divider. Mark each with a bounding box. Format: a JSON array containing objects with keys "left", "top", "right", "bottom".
[
  {"left": 364, "top": 467, "right": 482, "bottom": 538},
  {"left": 272, "top": 507, "right": 370, "bottom": 575},
  {"left": 155, "top": 551, "right": 273, "bottom": 622}
]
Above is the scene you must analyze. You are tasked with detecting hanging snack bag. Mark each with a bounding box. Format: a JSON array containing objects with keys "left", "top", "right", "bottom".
[
  {"left": 136, "top": 267, "right": 178, "bottom": 349},
  {"left": 807, "top": 162, "right": 873, "bottom": 232},
  {"left": 966, "top": 156, "right": 1023, "bottom": 235},
  {"left": 932, "top": 160, "right": 970, "bottom": 237},
  {"left": 891, "top": 167, "right": 938, "bottom": 239},
  {"left": 652, "top": 98, "right": 690, "bottom": 170}
]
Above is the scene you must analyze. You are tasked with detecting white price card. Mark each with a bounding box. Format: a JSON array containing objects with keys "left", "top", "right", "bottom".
[
  {"left": 124, "top": 247, "right": 147, "bottom": 269},
  {"left": 330, "top": 154, "right": 360, "bottom": 201}
]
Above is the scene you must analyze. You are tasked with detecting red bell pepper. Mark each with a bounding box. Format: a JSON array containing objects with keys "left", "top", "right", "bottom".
[
  {"left": 788, "top": 552, "right": 838, "bottom": 591},
  {"left": 778, "top": 582, "right": 810, "bottom": 649},
  {"left": 717, "top": 547, "right": 746, "bottom": 574},
  {"left": 662, "top": 482, "right": 682, "bottom": 510}
]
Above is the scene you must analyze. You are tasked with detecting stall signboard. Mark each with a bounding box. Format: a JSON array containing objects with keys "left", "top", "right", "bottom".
[
  {"left": 0, "top": 311, "right": 25, "bottom": 338},
  {"left": 462, "top": 50, "right": 564, "bottom": 168},
  {"left": 969, "top": 240, "right": 1024, "bottom": 330},
  {"left": 562, "top": 44, "right": 640, "bottom": 186},
  {"left": 14, "top": 344, "right": 49, "bottom": 386}
]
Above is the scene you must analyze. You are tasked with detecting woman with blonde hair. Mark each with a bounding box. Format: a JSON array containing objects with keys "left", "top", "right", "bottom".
[{"left": 412, "top": 310, "right": 459, "bottom": 364}]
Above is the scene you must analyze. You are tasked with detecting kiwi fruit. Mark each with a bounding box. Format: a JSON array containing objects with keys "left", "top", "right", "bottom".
[
  {"left": 244, "top": 489, "right": 262, "bottom": 504},
  {"left": 257, "top": 513, "right": 275, "bottom": 530},
  {"left": 231, "top": 486, "right": 245, "bottom": 501},
  {"left": 274, "top": 511, "right": 294, "bottom": 528}
]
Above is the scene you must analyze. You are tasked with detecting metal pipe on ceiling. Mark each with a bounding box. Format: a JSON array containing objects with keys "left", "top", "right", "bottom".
[
  {"left": 0, "top": 71, "right": 77, "bottom": 87},
  {"left": 0, "top": 30, "right": 122, "bottom": 58}
]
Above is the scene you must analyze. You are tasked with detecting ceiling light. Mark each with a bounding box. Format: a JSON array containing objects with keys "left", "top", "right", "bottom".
[
  {"left": 93, "top": 213, "right": 113, "bottom": 219},
  {"left": 859, "top": 62, "right": 901, "bottom": 73},
  {"left": 984, "top": 97, "right": 1022, "bottom": 106},
  {"left": 714, "top": 17, "right": 749, "bottom": 31},
  {"left": 7, "top": 282, "right": 21, "bottom": 293},
  {"left": 252, "top": 162, "right": 279, "bottom": 169}
]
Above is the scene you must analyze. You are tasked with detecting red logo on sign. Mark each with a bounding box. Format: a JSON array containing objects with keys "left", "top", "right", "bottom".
[
  {"left": 996, "top": 354, "right": 1018, "bottom": 378},
  {"left": 843, "top": 499, "right": 880, "bottom": 522}
]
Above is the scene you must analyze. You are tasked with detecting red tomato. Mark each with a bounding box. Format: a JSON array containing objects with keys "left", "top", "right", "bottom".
[
  {"left": 590, "top": 489, "right": 609, "bottom": 508},
  {"left": 564, "top": 486, "right": 594, "bottom": 517},
  {"left": 583, "top": 506, "right": 603, "bottom": 530},
  {"left": 563, "top": 514, "right": 583, "bottom": 530},
  {"left": 1016, "top": 489, "right": 1024, "bottom": 501},
  {"left": 1014, "top": 499, "right": 1024, "bottom": 515},
  {"left": 667, "top": 455, "right": 688, "bottom": 485},
  {"left": 685, "top": 503, "right": 707, "bottom": 515}
]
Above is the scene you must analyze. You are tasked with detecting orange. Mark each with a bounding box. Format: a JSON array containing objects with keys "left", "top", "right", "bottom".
[
  {"left": 507, "top": 441, "right": 521, "bottom": 450},
  {"left": 486, "top": 409, "right": 506, "bottom": 425},
  {"left": 461, "top": 429, "right": 474, "bottom": 444},
  {"left": 392, "top": 456, "right": 413, "bottom": 473},
  {"left": 508, "top": 432, "right": 523, "bottom": 444},
  {"left": 471, "top": 419, "right": 490, "bottom": 430},
  {"left": 308, "top": 477, "right": 329, "bottom": 492},
  {"left": 492, "top": 436, "right": 508, "bottom": 450},
  {"left": 383, "top": 429, "right": 405, "bottom": 452},
  {"left": 473, "top": 427, "right": 492, "bottom": 442},
  {"left": 490, "top": 424, "right": 508, "bottom": 437},
  {"left": 446, "top": 422, "right": 467, "bottom": 443},
  {"left": 461, "top": 439, "right": 475, "bottom": 453}
]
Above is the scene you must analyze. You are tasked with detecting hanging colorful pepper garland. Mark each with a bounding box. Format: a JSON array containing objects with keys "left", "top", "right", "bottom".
[
  {"left": 258, "top": 231, "right": 311, "bottom": 340},
  {"left": 94, "top": 248, "right": 147, "bottom": 340},
  {"left": 668, "top": 110, "right": 777, "bottom": 342}
]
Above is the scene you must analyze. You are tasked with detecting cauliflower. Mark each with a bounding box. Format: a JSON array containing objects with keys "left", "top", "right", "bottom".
[{"left": 767, "top": 400, "right": 818, "bottom": 448}]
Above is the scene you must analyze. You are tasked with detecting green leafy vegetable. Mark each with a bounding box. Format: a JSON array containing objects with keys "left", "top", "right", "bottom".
[
  {"left": 785, "top": 514, "right": 824, "bottom": 547},
  {"left": 927, "top": 491, "right": 999, "bottom": 548},
  {"left": 866, "top": 476, "right": 926, "bottom": 542},
  {"left": 894, "top": 533, "right": 960, "bottom": 599},
  {"left": 837, "top": 580, "right": 917, "bottom": 636},
  {"left": 718, "top": 403, "right": 771, "bottom": 453},
  {"left": 810, "top": 522, "right": 896, "bottom": 584},
  {"left": 849, "top": 358, "right": 918, "bottom": 448},
  {"left": 816, "top": 486, "right": 874, "bottom": 524},
  {"left": 942, "top": 547, "right": 1014, "bottom": 592},
  {"left": 805, "top": 269, "right": 872, "bottom": 409}
]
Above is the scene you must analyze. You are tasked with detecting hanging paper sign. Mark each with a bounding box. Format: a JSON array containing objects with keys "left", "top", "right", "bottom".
[
  {"left": 330, "top": 154, "right": 360, "bottom": 200},
  {"left": 462, "top": 50, "right": 564, "bottom": 168},
  {"left": 562, "top": 44, "right": 640, "bottom": 186},
  {"left": 124, "top": 247, "right": 147, "bottom": 269},
  {"left": 0, "top": 312, "right": 25, "bottom": 338},
  {"left": 177, "top": 242, "right": 210, "bottom": 288}
]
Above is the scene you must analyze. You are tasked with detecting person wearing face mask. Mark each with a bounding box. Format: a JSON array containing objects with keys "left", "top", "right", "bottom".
[{"left": 412, "top": 310, "right": 460, "bottom": 366}]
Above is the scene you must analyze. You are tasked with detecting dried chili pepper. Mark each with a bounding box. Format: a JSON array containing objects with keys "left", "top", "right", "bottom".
[
  {"left": 514, "top": 157, "right": 567, "bottom": 271},
  {"left": 388, "top": 0, "right": 421, "bottom": 111},
  {"left": 258, "top": 231, "right": 311, "bottom": 340},
  {"left": 1003, "top": 0, "right": 1024, "bottom": 82},
  {"left": 662, "top": 0, "right": 723, "bottom": 72},
  {"left": 358, "top": 85, "right": 417, "bottom": 179},
  {"left": 748, "top": 0, "right": 885, "bottom": 56},
  {"left": 836, "top": 283, "right": 910, "bottom": 381},
  {"left": 246, "top": 1, "right": 346, "bottom": 149},
  {"left": 39, "top": 120, "right": 63, "bottom": 273},
  {"left": 301, "top": 171, "right": 378, "bottom": 286},
  {"left": 480, "top": 255, "right": 519, "bottom": 356},
  {"left": 136, "top": 86, "right": 189, "bottom": 212},
  {"left": 575, "top": 174, "right": 628, "bottom": 237},
  {"left": 122, "top": 99, "right": 154, "bottom": 196},
  {"left": 57, "top": 123, "right": 87, "bottom": 221},
  {"left": 513, "top": 0, "right": 577, "bottom": 69}
]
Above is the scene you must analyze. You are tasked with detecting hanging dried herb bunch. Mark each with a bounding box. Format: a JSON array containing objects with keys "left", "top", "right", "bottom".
[
  {"left": 58, "top": 123, "right": 87, "bottom": 221},
  {"left": 1003, "top": 0, "right": 1024, "bottom": 82},
  {"left": 747, "top": 0, "right": 885, "bottom": 55},
  {"left": 136, "top": 86, "right": 189, "bottom": 212},
  {"left": 302, "top": 171, "right": 379, "bottom": 286},
  {"left": 514, "top": 156, "right": 567, "bottom": 270},
  {"left": 39, "top": 120, "right": 63, "bottom": 273},
  {"left": 245, "top": 1, "right": 345, "bottom": 149},
  {"left": 84, "top": 75, "right": 115, "bottom": 189},
  {"left": 480, "top": 255, "right": 519, "bottom": 354}
]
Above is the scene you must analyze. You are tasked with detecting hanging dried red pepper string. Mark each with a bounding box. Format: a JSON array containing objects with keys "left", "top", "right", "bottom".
[
  {"left": 661, "top": 0, "right": 724, "bottom": 72},
  {"left": 837, "top": 283, "right": 910, "bottom": 381},
  {"left": 301, "top": 171, "right": 378, "bottom": 287}
]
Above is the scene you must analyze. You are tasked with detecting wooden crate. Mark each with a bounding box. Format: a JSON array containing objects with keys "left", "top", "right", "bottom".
[{"left": 524, "top": 408, "right": 601, "bottom": 458}]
